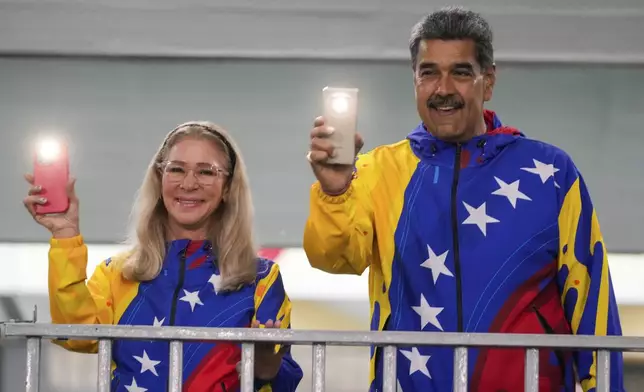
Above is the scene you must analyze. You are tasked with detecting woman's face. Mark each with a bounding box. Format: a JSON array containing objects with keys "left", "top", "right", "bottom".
[{"left": 160, "top": 137, "right": 230, "bottom": 236}]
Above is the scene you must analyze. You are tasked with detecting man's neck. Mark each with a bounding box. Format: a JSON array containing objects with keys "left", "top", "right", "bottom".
[
  {"left": 467, "top": 116, "right": 488, "bottom": 139},
  {"left": 433, "top": 117, "right": 488, "bottom": 143}
]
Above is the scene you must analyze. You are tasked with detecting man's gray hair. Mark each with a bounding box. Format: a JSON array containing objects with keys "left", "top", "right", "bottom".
[{"left": 409, "top": 6, "right": 494, "bottom": 70}]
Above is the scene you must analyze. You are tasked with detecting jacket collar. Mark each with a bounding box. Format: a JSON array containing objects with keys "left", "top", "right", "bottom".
[
  {"left": 165, "top": 239, "right": 212, "bottom": 256},
  {"left": 407, "top": 110, "right": 524, "bottom": 168}
]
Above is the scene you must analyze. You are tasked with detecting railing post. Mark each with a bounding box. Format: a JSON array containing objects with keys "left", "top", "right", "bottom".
[
  {"left": 25, "top": 337, "right": 41, "bottom": 392},
  {"left": 453, "top": 346, "right": 468, "bottom": 392},
  {"left": 382, "top": 345, "right": 397, "bottom": 392},
  {"left": 97, "top": 339, "right": 112, "bottom": 392},
  {"left": 596, "top": 350, "right": 611, "bottom": 392},
  {"left": 240, "top": 343, "right": 255, "bottom": 392},
  {"left": 168, "top": 340, "right": 183, "bottom": 392},
  {"left": 311, "top": 343, "right": 326, "bottom": 392},
  {"left": 524, "top": 348, "right": 539, "bottom": 392}
]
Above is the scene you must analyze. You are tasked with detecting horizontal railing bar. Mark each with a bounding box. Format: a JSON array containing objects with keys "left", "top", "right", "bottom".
[{"left": 3, "top": 323, "right": 644, "bottom": 351}]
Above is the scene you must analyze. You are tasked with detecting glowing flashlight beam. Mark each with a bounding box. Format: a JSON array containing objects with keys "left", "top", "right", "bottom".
[
  {"left": 331, "top": 94, "right": 350, "bottom": 114},
  {"left": 37, "top": 138, "right": 62, "bottom": 162}
]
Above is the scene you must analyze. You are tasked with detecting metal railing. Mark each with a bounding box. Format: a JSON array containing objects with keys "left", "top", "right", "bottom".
[{"left": 2, "top": 322, "right": 644, "bottom": 392}]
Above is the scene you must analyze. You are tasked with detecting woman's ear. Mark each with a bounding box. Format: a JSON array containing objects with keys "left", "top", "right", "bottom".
[{"left": 221, "top": 184, "right": 230, "bottom": 203}]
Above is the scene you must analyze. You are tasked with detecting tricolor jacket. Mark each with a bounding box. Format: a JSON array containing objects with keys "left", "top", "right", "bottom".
[
  {"left": 48, "top": 235, "right": 303, "bottom": 392},
  {"left": 303, "top": 110, "right": 624, "bottom": 392}
]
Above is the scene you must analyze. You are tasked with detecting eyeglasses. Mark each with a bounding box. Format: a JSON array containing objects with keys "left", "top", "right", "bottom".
[{"left": 157, "top": 161, "right": 229, "bottom": 186}]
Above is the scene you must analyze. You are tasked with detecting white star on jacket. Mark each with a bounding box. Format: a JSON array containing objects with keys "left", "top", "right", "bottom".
[
  {"left": 400, "top": 347, "right": 431, "bottom": 379},
  {"left": 491, "top": 177, "right": 532, "bottom": 208},
  {"left": 412, "top": 294, "right": 444, "bottom": 331},
  {"left": 208, "top": 273, "right": 221, "bottom": 294},
  {"left": 179, "top": 289, "right": 204, "bottom": 312},
  {"left": 133, "top": 350, "right": 161, "bottom": 377},
  {"left": 125, "top": 377, "right": 147, "bottom": 392},
  {"left": 153, "top": 317, "right": 165, "bottom": 327},
  {"left": 462, "top": 201, "right": 500, "bottom": 236},
  {"left": 420, "top": 245, "right": 452, "bottom": 284},
  {"left": 521, "top": 159, "right": 559, "bottom": 184}
]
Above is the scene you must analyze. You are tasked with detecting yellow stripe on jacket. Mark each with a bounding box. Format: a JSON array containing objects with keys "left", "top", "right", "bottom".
[
  {"left": 557, "top": 175, "right": 617, "bottom": 392},
  {"left": 303, "top": 139, "right": 419, "bottom": 384}
]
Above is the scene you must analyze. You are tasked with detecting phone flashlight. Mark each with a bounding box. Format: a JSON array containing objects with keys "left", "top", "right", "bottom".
[
  {"left": 330, "top": 93, "right": 350, "bottom": 114},
  {"left": 322, "top": 86, "right": 359, "bottom": 165},
  {"left": 36, "top": 138, "right": 63, "bottom": 164},
  {"left": 33, "top": 135, "right": 70, "bottom": 214}
]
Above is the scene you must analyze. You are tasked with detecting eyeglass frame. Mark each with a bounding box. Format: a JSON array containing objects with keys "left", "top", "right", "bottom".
[{"left": 156, "top": 160, "right": 230, "bottom": 186}]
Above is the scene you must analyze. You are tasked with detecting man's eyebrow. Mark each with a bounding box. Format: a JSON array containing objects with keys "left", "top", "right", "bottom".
[
  {"left": 418, "top": 62, "right": 437, "bottom": 70},
  {"left": 417, "top": 62, "right": 476, "bottom": 71},
  {"left": 453, "top": 62, "right": 475, "bottom": 70}
]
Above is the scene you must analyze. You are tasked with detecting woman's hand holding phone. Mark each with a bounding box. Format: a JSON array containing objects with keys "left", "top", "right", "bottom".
[{"left": 23, "top": 173, "right": 80, "bottom": 239}]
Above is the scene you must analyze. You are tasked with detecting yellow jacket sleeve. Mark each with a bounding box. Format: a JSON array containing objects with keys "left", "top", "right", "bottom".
[
  {"left": 303, "top": 153, "right": 378, "bottom": 275},
  {"left": 253, "top": 261, "right": 304, "bottom": 391},
  {"left": 48, "top": 235, "right": 114, "bottom": 353}
]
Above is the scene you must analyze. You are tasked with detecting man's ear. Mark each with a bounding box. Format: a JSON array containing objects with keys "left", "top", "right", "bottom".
[
  {"left": 412, "top": 67, "right": 420, "bottom": 88},
  {"left": 483, "top": 64, "right": 496, "bottom": 101}
]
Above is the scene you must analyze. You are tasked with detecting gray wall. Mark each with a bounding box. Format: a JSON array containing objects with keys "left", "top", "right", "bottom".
[
  {"left": 1, "top": 0, "right": 643, "bottom": 63},
  {"left": 1, "top": 57, "right": 643, "bottom": 251}
]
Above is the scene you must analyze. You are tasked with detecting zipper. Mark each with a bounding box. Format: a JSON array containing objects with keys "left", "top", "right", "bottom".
[
  {"left": 532, "top": 305, "right": 569, "bottom": 391},
  {"left": 451, "top": 144, "right": 464, "bottom": 332},
  {"left": 169, "top": 248, "right": 187, "bottom": 326}
]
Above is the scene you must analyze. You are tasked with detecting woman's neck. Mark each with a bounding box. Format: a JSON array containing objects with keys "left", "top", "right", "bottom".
[{"left": 166, "top": 223, "right": 208, "bottom": 241}]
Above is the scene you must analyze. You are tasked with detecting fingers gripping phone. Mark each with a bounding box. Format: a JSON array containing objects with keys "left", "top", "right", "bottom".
[
  {"left": 322, "top": 86, "right": 359, "bottom": 165},
  {"left": 33, "top": 138, "right": 70, "bottom": 214}
]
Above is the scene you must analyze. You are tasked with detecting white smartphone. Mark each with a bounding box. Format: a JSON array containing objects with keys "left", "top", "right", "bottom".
[{"left": 322, "top": 86, "right": 359, "bottom": 165}]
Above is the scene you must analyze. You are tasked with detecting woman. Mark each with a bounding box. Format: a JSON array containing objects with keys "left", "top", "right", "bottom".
[{"left": 23, "top": 121, "right": 303, "bottom": 392}]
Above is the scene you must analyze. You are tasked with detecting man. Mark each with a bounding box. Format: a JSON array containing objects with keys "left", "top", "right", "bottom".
[{"left": 303, "top": 6, "right": 624, "bottom": 392}]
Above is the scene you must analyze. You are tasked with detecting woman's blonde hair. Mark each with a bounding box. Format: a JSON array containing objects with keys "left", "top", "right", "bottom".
[{"left": 121, "top": 121, "right": 258, "bottom": 292}]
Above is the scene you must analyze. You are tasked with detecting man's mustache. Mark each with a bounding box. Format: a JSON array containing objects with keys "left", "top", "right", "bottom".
[{"left": 427, "top": 95, "right": 464, "bottom": 110}]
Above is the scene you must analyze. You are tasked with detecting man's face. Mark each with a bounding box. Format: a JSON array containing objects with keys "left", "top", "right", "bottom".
[{"left": 414, "top": 39, "right": 495, "bottom": 142}]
